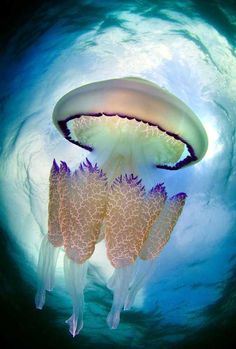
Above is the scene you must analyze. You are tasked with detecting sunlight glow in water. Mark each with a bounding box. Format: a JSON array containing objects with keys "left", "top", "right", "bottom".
[{"left": 0, "top": 1, "right": 236, "bottom": 347}]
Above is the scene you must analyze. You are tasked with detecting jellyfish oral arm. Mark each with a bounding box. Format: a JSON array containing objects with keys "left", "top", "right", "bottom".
[
  {"left": 140, "top": 193, "right": 187, "bottom": 260},
  {"left": 64, "top": 256, "right": 88, "bottom": 337},
  {"left": 104, "top": 177, "right": 167, "bottom": 328},
  {"left": 35, "top": 235, "right": 60, "bottom": 310},
  {"left": 36, "top": 159, "right": 107, "bottom": 336},
  {"left": 106, "top": 265, "right": 135, "bottom": 330},
  {"left": 104, "top": 175, "right": 147, "bottom": 329},
  {"left": 124, "top": 192, "right": 187, "bottom": 310},
  {"left": 35, "top": 160, "right": 63, "bottom": 310},
  {"left": 123, "top": 258, "right": 156, "bottom": 311}
]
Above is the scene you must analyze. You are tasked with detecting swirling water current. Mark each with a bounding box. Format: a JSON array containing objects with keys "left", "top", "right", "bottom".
[{"left": 0, "top": 1, "right": 236, "bottom": 348}]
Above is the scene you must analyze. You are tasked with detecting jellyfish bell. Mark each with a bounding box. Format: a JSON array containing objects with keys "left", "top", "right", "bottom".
[
  {"left": 52, "top": 77, "right": 208, "bottom": 177},
  {"left": 35, "top": 77, "right": 208, "bottom": 335}
]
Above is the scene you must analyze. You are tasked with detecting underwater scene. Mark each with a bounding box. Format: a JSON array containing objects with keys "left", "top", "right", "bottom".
[{"left": 0, "top": 1, "right": 236, "bottom": 348}]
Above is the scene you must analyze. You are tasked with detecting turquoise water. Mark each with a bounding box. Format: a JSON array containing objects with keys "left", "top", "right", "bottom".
[{"left": 0, "top": 1, "right": 236, "bottom": 348}]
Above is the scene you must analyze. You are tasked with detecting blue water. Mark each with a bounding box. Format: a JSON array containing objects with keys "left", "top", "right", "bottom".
[{"left": 0, "top": 1, "right": 236, "bottom": 348}]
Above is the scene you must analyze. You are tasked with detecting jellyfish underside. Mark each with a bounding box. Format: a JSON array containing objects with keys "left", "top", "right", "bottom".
[
  {"left": 35, "top": 116, "right": 186, "bottom": 334},
  {"left": 35, "top": 78, "right": 208, "bottom": 336}
]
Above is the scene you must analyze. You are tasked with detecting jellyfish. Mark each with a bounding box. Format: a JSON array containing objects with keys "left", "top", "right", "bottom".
[{"left": 35, "top": 77, "right": 208, "bottom": 335}]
